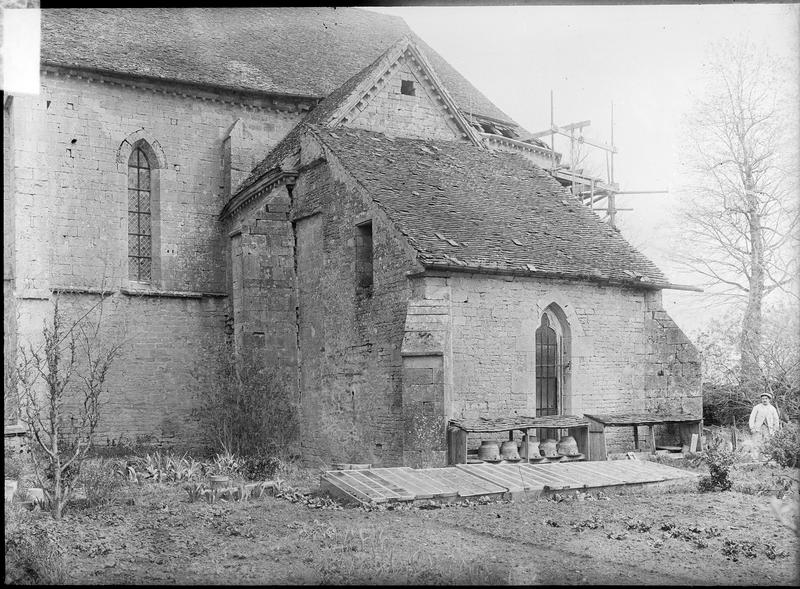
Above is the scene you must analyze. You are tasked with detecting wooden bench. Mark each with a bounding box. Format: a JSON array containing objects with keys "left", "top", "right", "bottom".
[
  {"left": 447, "top": 415, "right": 590, "bottom": 464},
  {"left": 584, "top": 412, "right": 703, "bottom": 461}
]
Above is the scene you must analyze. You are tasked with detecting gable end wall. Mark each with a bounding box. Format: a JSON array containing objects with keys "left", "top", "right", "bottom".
[{"left": 346, "top": 58, "right": 463, "bottom": 141}]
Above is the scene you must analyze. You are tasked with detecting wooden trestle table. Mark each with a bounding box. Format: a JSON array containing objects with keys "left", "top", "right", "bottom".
[
  {"left": 583, "top": 412, "right": 703, "bottom": 461},
  {"left": 447, "top": 414, "right": 590, "bottom": 465}
]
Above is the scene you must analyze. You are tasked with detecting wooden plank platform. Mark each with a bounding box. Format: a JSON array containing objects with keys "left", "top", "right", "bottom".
[
  {"left": 320, "top": 460, "right": 697, "bottom": 506},
  {"left": 416, "top": 467, "right": 509, "bottom": 499},
  {"left": 450, "top": 414, "right": 589, "bottom": 433},
  {"left": 377, "top": 467, "right": 458, "bottom": 499},
  {"left": 321, "top": 469, "right": 415, "bottom": 504},
  {"left": 584, "top": 412, "right": 700, "bottom": 426}
]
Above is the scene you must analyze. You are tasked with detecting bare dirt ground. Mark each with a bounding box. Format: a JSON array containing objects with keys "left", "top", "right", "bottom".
[{"left": 13, "top": 462, "right": 799, "bottom": 585}]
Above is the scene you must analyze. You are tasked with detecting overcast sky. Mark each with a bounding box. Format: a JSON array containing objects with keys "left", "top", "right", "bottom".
[{"left": 368, "top": 4, "right": 800, "bottom": 333}]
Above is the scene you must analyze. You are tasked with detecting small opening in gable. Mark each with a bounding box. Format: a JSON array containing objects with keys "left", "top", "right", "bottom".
[{"left": 400, "top": 79, "right": 415, "bottom": 96}]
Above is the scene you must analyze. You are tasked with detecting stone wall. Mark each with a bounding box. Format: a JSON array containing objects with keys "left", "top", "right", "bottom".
[
  {"left": 225, "top": 185, "right": 298, "bottom": 389},
  {"left": 12, "top": 72, "right": 301, "bottom": 294},
  {"left": 291, "top": 132, "right": 421, "bottom": 466},
  {"left": 53, "top": 292, "right": 227, "bottom": 450},
  {"left": 4, "top": 98, "right": 17, "bottom": 423},
  {"left": 4, "top": 71, "right": 305, "bottom": 443},
  {"left": 406, "top": 273, "right": 701, "bottom": 455},
  {"left": 347, "top": 55, "right": 463, "bottom": 141}
]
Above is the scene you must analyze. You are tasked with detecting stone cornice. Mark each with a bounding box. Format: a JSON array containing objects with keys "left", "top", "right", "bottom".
[
  {"left": 49, "top": 286, "right": 229, "bottom": 298},
  {"left": 220, "top": 169, "right": 298, "bottom": 221},
  {"left": 410, "top": 263, "right": 672, "bottom": 291},
  {"left": 41, "top": 64, "right": 321, "bottom": 113},
  {"left": 120, "top": 287, "right": 227, "bottom": 299}
]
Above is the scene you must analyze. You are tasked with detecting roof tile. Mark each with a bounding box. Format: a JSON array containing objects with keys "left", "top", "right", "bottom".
[
  {"left": 313, "top": 127, "right": 668, "bottom": 287},
  {"left": 41, "top": 7, "right": 513, "bottom": 124}
]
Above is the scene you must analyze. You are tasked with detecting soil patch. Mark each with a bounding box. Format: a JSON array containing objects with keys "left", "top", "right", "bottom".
[{"left": 7, "top": 464, "right": 799, "bottom": 585}]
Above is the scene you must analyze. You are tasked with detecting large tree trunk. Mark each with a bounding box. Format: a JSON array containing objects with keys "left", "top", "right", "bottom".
[{"left": 740, "top": 175, "right": 765, "bottom": 394}]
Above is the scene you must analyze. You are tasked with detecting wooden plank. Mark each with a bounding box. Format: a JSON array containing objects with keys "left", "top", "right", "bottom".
[
  {"left": 547, "top": 462, "right": 623, "bottom": 487},
  {"left": 320, "top": 477, "right": 370, "bottom": 505},
  {"left": 506, "top": 465, "right": 563, "bottom": 488},
  {"left": 418, "top": 467, "right": 508, "bottom": 498},
  {"left": 581, "top": 461, "right": 648, "bottom": 484},
  {"left": 572, "top": 464, "right": 634, "bottom": 487},
  {"left": 584, "top": 413, "right": 701, "bottom": 426},
  {"left": 404, "top": 474, "right": 459, "bottom": 498},
  {"left": 506, "top": 466, "right": 554, "bottom": 490},
  {"left": 398, "top": 468, "right": 461, "bottom": 496},
  {"left": 447, "top": 426, "right": 468, "bottom": 465},
  {"left": 450, "top": 414, "right": 588, "bottom": 433},
  {"left": 359, "top": 470, "right": 415, "bottom": 501},
  {"left": 372, "top": 471, "right": 433, "bottom": 499},
  {"left": 327, "top": 471, "right": 392, "bottom": 502},
  {"left": 456, "top": 464, "right": 528, "bottom": 493},
  {"left": 612, "top": 461, "right": 671, "bottom": 483},
  {"left": 321, "top": 474, "right": 385, "bottom": 504},
  {"left": 529, "top": 463, "right": 592, "bottom": 487},
  {"left": 326, "top": 470, "right": 410, "bottom": 502},
  {"left": 457, "top": 465, "right": 526, "bottom": 491},
  {"left": 648, "top": 426, "right": 657, "bottom": 454},
  {"left": 569, "top": 426, "right": 590, "bottom": 458},
  {"left": 528, "top": 120, "right": 592, "bottom": 138},
  {"left": 376, "top": 468, "right": 457, "bottom": 499},
  {"left": 588, "top": 431, "right": 606, "bottom": 461},
  {"left": 512, "top": 463, "right": 588, "bottom": 489}
]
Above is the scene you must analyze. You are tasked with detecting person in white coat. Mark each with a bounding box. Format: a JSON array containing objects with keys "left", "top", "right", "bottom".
[{"left": 748, "top": 392, "right": 780, "bottom": 457}]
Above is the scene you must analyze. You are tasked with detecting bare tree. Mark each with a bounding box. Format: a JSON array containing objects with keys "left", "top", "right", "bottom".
[
  {"left": 676, "top": 39, "right": 800, "bottom": 392},
  {"left": 694, "top": 301, "right": 799, "bottom": 425},
  {"left": 13, "top": 294, "right": 124, "bottom": 519}
]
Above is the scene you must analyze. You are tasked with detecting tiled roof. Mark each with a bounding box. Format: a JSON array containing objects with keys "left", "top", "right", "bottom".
[
  {"left": 313, "top": 127, "right": 668, "bottom": 287},
  {"left": 40, "top": 7, "right": 513, "bottom": 124},
  {"left": 232, "top": 38, "right": 392, "bottom": 195}
]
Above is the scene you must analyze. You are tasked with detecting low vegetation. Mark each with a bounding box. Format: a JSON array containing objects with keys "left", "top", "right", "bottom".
[
  {"left": 4, "top": 441, "right": 798, "bottom": 585},
  {"left": 763, "top": 422, "right": 800, "bottom": 469}
]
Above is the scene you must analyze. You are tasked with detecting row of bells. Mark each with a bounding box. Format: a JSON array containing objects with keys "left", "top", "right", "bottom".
[{"left": 476, "top": 435, "right": 579, "bottom": 461}]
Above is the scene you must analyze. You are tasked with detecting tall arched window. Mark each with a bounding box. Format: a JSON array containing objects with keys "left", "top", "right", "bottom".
[
  {"left": 128, "top": 147, "right": 152, "bottom": 281},
  {"left": 535, "top": 314, "right": 559, "bottom": 417},
  {"left": 535, "top": 306, "right": 572, "bottom": 440}
]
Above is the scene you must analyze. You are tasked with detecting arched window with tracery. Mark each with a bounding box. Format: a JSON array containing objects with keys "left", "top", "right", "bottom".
[
  {"left": 128, "top": 147, "right": 152, "bottom": 281},
  {"left": 535, "top": 313, "right": 559, "bottom": 417},
  {"left": 534, "top": 306, "right": 573, "bottom": 440}
]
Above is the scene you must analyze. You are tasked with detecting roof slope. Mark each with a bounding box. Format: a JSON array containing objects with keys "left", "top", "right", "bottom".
[
  {"left": 234, "top": 35, "right": 482, "bottom": 196},
  {"left": 232, "top": 36, "right": 394, "bottom": 195},
  {"left": 40, "top": 7, "right": 513, "bottom": 123},
  {"left": 313, "top": 127, "right": 668, "bottom": 287}
]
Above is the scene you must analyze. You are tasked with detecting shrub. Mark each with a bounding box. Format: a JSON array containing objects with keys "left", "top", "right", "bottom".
[
  {"left": 79, "top": 458, "right": 126, "bottom": 509},
  {"left": 4, "top": 453, "right": 22, "bottom": 480},
  {"left": 699, "top": 442, "right": 737, "bottom": 492},
  {"left": 193, "top": 342, "right": 300, "bottom": 458},
  {"left": 4, "top": 504, "right": 66, "bottom": 584},
  {"left": 209, "top": 448, "right": 244, "bottom": 478},
  {"left": 763, "top": 423, "right": 800, "bottom": 468},
  {"left": 241, "top": 455, "right": 284, "bottom": 481}
]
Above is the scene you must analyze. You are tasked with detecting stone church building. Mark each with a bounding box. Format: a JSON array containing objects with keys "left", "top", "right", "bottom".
[{"left": 4, "top": 8, "right": 701, "bottom": 466}]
